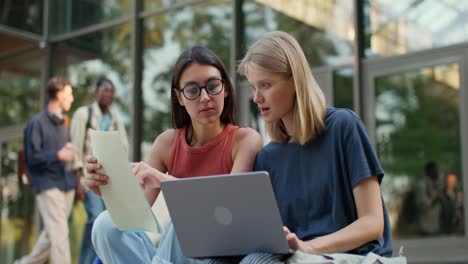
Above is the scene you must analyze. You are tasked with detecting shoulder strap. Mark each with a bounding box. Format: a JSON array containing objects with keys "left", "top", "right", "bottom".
[
  {"left": 82, "top": 104, "right": 93, "bottom": 153},
  {"left": 86, "top": 104, "right": 93, "bottom": 130}
]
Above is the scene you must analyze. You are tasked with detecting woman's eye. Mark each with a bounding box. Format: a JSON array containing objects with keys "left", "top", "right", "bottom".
[{"left": 186, "top": 85, "right": 199, "bottom": 94}]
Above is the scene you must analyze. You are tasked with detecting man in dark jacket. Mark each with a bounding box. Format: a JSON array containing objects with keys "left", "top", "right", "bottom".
[{"left": 15, "top": 77, "right": 76, "bottom": 264}]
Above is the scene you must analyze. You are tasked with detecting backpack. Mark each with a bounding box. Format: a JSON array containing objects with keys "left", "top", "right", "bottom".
[{"left": 18, "top": 122, "right": 33, "bottom": 191}]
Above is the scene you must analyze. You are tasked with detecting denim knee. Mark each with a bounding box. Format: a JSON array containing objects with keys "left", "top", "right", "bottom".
[{"left": 91, "top": 211, "right": 118, "bottom": 249}]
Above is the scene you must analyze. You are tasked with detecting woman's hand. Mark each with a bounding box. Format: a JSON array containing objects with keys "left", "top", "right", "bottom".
[
  {"left": 131, "top": 161, "right": 167, "bottom": 189},
  {"left": 83, "top": 156, "right": 109, "bottom": 196},
  {"left": 283, "top": 226, "right": 319, "bottom": 254}
]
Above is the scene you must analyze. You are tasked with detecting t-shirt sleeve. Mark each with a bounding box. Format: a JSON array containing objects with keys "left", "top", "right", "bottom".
[
  {"left": 342, "top": 111, "right": 384, "bottom": 187},
  {"left": 253, "top": 149, "right": 266, "bottom": 172}
]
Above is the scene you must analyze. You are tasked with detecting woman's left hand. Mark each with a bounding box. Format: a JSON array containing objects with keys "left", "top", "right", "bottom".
[{"left": 283, "top": 226, "right": 318, "bottom": 254}]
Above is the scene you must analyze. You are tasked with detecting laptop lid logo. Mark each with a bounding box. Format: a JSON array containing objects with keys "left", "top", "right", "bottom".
[{"left": 214, "top": 206, "right": 232, "bottom": 225}]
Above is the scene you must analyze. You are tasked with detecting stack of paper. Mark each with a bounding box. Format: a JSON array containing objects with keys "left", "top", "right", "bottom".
[{"left": 89, "top": 130, "right": 160, "bottom": 233}]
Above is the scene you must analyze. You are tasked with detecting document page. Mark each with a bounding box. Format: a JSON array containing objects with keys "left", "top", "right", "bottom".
[{"left": 89, "top": 130, "right": 159, "bottom": 233}]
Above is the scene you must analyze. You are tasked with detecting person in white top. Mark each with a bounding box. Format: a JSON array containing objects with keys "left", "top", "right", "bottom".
[{"left": 70, "top": 78, "right": 128, "bottom": 264}]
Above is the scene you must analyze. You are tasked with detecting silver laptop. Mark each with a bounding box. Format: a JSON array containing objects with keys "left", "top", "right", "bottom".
[{"left": 160, "top": 171, "right": 290, "bottom": 258}]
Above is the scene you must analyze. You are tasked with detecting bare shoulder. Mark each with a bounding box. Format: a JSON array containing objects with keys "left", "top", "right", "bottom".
[
  {"left": 147, "top": 129, "right": 178, "bottom": 168},
  {"left": 230, "top": 127, "right": 263, "bottom": 172},
  {"left": 235, "top": 127, "right": 261, "bottom": 140},
  {"left": 234, "top": 127, "right": 262, "bottom": 150},
  {"left": 153, "top": 129, "right": 177, "bottom": 149}
]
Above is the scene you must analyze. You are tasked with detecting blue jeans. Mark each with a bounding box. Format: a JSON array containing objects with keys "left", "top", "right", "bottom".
[
  {"left": 92, "top": 211, "right": 287, "bottom": 264},
  {"left": 79, "top": 190, "right": 106, "bottom": 264}
]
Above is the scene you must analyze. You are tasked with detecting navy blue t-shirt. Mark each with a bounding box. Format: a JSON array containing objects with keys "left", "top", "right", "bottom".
[{"left": 254, "top": 108, "right": 393, "bottom": 257}]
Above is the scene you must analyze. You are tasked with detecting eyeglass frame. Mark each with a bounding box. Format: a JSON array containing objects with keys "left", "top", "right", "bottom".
[{"left": 179, "top": 78, "right": 225, "bottom": 100}]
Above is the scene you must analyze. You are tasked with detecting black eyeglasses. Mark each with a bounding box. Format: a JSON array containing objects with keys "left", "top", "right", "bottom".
[{"left": 180, "top": 78, "right": 224, "bottom": 100}]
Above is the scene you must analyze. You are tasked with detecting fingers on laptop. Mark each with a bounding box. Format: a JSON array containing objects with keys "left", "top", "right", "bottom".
[{"left": 283, "top": 226, "right": 301, "bottom": 249}]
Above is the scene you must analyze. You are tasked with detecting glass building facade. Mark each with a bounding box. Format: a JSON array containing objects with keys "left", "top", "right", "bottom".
[{"left": 1, "top": 0, "right": 467, "bottom": 263}]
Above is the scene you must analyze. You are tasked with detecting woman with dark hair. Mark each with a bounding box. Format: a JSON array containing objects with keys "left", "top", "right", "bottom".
[{"left": 83, "top": 46, "right": 262, "bottom": 263}]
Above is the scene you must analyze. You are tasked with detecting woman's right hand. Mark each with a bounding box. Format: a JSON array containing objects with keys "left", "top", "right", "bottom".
[{"left": 83, "top": 155, "right": 109, "bottom": 196}]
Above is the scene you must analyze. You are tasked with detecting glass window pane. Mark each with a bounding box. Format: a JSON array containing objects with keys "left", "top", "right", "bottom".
[
  {"left": 333, "top": 68, "right": 354, "bottom": 109},
  {"left": 0, "top": 0, "right": 43, "bottom": 34},
  {"left": 244, "top": 0, "right": 355, "bottom": 67},
  {"left": 50, "top": 0, "right": 130, "bottom": 34},
  {"left": 0, "top": 139, "right": 86, "bottom": 262},
  {"left": 0, "top": 33, "right": 40, "bottom": 55},
  {"left": 51, "top": 24, "right": 132, "bottom": 260},
  {"left": 375, "top": 64, "right": 464, "bottom": 239},
  {"left": 365, "top": 0, "right": 468, "bottom": 57},
  {"left": 144, "top": 0, "right": 193, "bottom": 12},
  {"left": 142, "top": 0, "right": 232, "bottom": 159},
  {"left": 0, "top": 139, "right": 36, "bottom": 263},
  {"left": 0, "top": 50, "right": 42, "bottom": 128},
  {"left": 53, "top": 23, "right": 132, "bottom": 133}
]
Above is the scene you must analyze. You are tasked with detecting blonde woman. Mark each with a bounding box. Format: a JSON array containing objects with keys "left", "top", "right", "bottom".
[{"left": 237, "top": 31, "right": 393, "bottom": 261}]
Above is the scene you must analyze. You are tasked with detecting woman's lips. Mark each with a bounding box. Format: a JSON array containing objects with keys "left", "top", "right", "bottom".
[
  {"left": 259, "top": 107, "right": 270, "bottom": 115},
  {"left": 200, "top": 107, "right": 214, "bottom": 112}
]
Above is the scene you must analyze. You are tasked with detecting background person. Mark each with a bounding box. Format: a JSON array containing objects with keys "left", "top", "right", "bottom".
[
  {"left": 440, "top": 172, "right": 464, "bottom": 235},
  {"left": 414, "top": 161, "right": 442, "bottom": 236},
  {"left": 15, "top": 77, "right": 76, "bottom": 264},
  {"left": 70, "top": 78, "right": 128, "bottom": 264}
]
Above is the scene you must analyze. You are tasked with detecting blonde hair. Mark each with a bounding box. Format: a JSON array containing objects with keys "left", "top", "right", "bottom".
[{"left": 238, "top": 31, "right": 326, "bottom": 144}]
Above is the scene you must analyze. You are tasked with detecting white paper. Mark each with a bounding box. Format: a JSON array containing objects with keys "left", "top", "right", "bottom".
[{"left": 89, "top": 130, "right": 159, "bottom": 233}]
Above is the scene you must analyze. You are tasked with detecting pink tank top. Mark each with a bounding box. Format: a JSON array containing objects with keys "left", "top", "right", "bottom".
[{"left": 167, "top": 124, "right": 239, "bottom": 178}]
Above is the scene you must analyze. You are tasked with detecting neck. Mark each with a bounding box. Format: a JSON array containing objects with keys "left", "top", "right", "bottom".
[
  {"left": 189, "top": 121, "right": 225, "bottom": 147},
  {"left": 99, "top": 103, "right": 110, "bottom": 115},
  {"left": 47, "top": 100, "right": 63, "bottom": 115},
  {"left": 282, "top": 111, "right": 295, "bottom": 138}
]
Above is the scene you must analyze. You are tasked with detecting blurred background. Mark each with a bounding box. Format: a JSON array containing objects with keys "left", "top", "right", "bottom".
[{"left": 0, "top": 0, "right": 467, "bottom": 263}]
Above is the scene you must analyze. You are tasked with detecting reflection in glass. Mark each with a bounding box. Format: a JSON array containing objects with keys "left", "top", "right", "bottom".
[
  {"left": 366, "top": 0, "right": 468, "bottom": 57},
  {"left": 50, "top": 0, "right": 130, "bottom": 34},
  {"left": 0, "top": 33, "right": 39, "bottom": 56},
  {"left": 333, "top": 68, "right": 354, "bottom": 109},
  {"left": 0, "top": 0, "right": 43, "bottom": 34},
  {"left": 0, "top": 50, "right": 42, "bottom": 128},
  {"left": 375, "top": 64, "right": 464, "bottom": 239},
  {"left": 0, "top": 139, "right": 36, "bottom": 264},
  {"left": 53, "top": 23, "right": 132, "bottom": 128},
  {"left": 0, "top": 137, "right": 87, "bottom": 262},
  {"left": 142, "top": 0, "right": 232, "bottom": 159},
  {"left": 244, "top": 0, "right": 354, "bottom": 67},
  {"left": 144, "top": 0, "right": 192, "bottom": 12}
]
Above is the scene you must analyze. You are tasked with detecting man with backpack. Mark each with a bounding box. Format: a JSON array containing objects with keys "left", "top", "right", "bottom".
[
  {"left": 70, "top": 78, "right": 128, "bottom": 264},
  {"left": 15, "top": 77, "right": 76, "bottom": 264}
]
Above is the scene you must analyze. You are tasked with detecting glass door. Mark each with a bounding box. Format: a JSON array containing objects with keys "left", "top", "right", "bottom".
[{"left": 363, "top": 45, "right": 468, "bottom": 262}]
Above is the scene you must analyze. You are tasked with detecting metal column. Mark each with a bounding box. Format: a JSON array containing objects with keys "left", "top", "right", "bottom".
[
  {"left": 231, "top": 0, "right": 249, "bottom": 126},
  {"left": 130, "top": 0, "right": 143, "bottom": 161}
]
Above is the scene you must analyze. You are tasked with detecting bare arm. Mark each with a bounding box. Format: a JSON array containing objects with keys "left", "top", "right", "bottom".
[
  {"left": 285, "top": 176, "right": 384, "bottom": 254},
  {"left": 230, "top": 127, "right": 263, "bottom": 173},
  {"left": 137, "top": 129, "right": 177, "bottom": 205}
]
